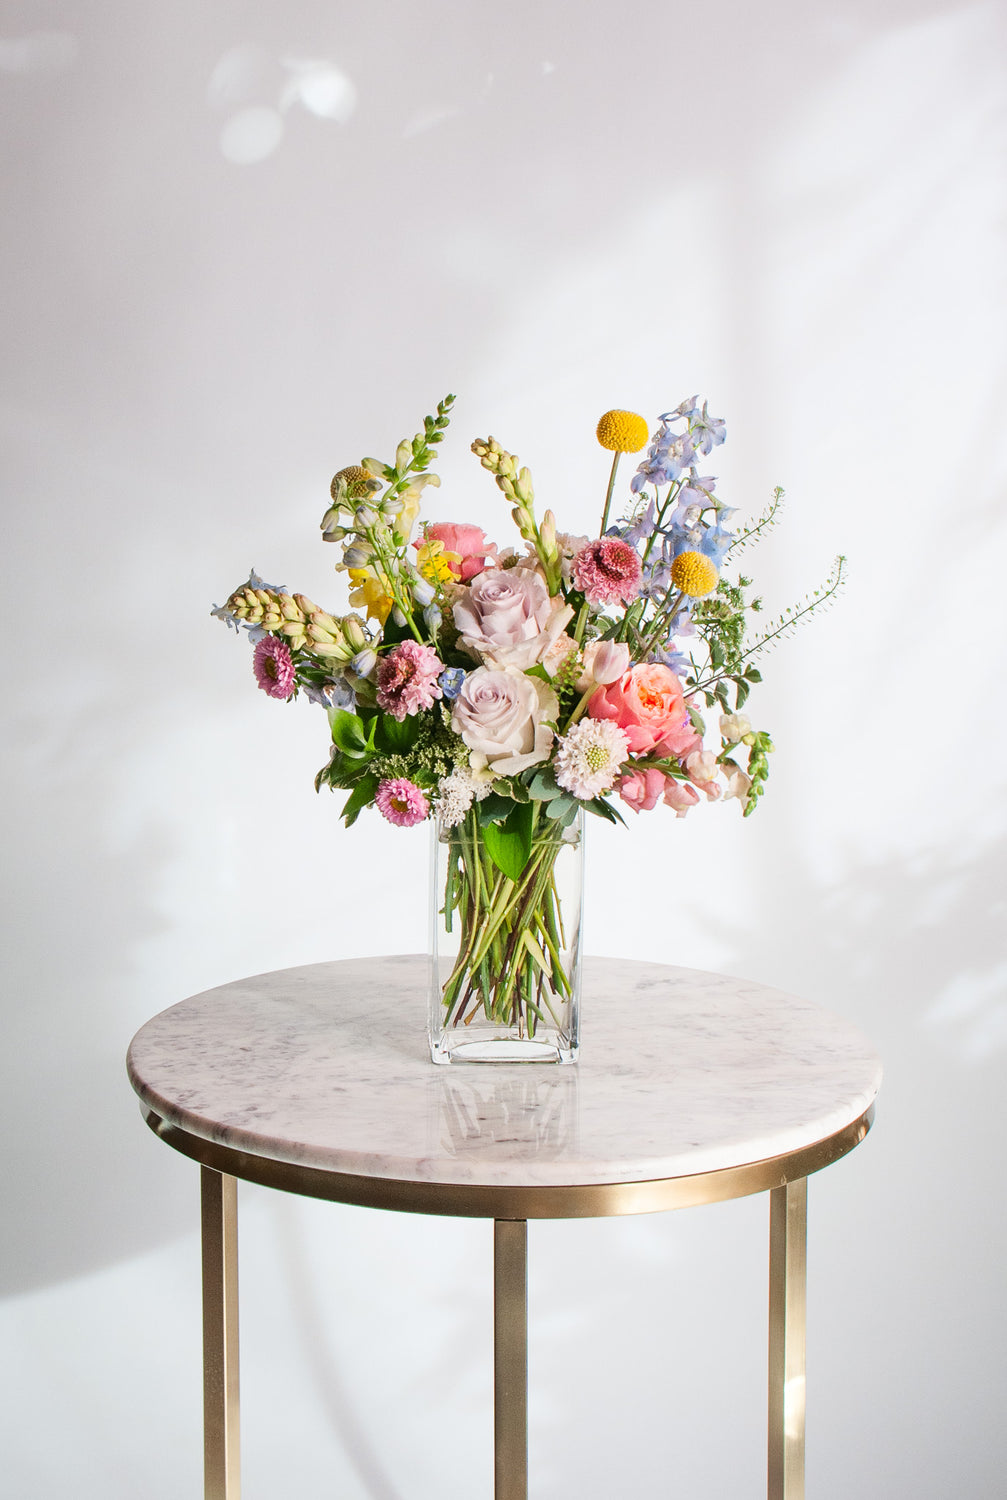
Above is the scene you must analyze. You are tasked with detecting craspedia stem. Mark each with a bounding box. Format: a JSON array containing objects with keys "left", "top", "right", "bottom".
[{"left": 599, "top": 450, "right": 621, "bottom": 537}]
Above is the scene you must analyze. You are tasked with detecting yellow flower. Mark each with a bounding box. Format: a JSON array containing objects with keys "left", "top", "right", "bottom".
[
  {"left": 347, "top": 568, "right": 394, "bottom": 624},
  {"left": 415, "top": 539, "right": 461, "bottom": 587},
  {"left": 596, "top": 409, "right": 649, "bottom": 454},
  {"left": 670, "top": 550, "right": 719, "bottom": 598},
  {"left": 331, "top": 465, "right": 380, "bottom": 501}
]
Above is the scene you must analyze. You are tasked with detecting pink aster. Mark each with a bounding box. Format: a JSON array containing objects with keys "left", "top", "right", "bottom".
[
  {"left": 375, "top": 777, "right": 429, "bottom": 827},
  {"left": 252, "top": 635, "right": 296, "bottom": 699},
  {"left": 375, "top": 641, "right": 444, "bottom": 721},
  {"left": 571, "top": 538, "right": 643, "bottom": 606}
]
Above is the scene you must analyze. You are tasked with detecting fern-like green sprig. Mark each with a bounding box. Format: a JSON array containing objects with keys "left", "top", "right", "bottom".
[
  {"left": 739, "top": 553, "right": 846, "bottom": 664},
  {"left": 729, "top": 486, "right": 784, "bottom": 554}
]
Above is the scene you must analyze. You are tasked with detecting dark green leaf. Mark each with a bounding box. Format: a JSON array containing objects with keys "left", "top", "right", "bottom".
[
  {"left": 477, "top": 792, "right": 516, "bottom": 826},
  {"left": 482, "top": 802, "right": 533, "bottom": 882},
  {"left": 745, "top": 667, "right": 762, "bottom": 682},
  {"left": 376, "top": 713, "right": 420, "bottom": 753},
  {"left": 583, "top": 797, "right": 626, "bottom": 827},
  {"left": 329, "top": 709, "right": 368, "bottom": 755},
  {"left": 341, "top": 774, "right": 378, "bottom": 827}
]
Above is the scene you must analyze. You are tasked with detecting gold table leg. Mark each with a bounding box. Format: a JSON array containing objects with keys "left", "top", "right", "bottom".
[
  {"left": 201, "top": 1167, "right": 241, "bottom": 1499},
  {"left": 494, "top": 1219, "right": 528, "bottom": 1500},
  {"left": 768, "top": 1177, "right": 807, "bottom": 1500}
]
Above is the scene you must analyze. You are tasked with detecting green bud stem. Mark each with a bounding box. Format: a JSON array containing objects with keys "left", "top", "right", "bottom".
[{"left": 599, "top": 451, "right": 621, "bottom": 537}]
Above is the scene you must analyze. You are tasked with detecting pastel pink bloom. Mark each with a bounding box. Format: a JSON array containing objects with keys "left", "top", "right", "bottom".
[
  {"left": 576, "top": 638, "right": 632, "bottom": 691},
  {"left": 253, "top": 635, "right": 296, "bottom": 699},
  {"left": 375, "top": 777, "right": 430, "bottom": 827},
  {"left": 588, "top": 662, "right": 697, "bottom": 757},
  {"left": 572, "top": 538, "right": 643, "bottom": 605},
  {"left": 425, "top": 522, "right": 497, "bottom": 582},
  {"left": 453, "top": 567, "right": 573, "bottom": 671},
  {"left": 375, "top": 641, "right": 444, "bottom": 721},
  {"left": 617, "top": 766, "right": 668, "bottom": 813},
  {"left": 662, "top": 779, "right": 701, "bottom": 817},
  {"left": 685, "top": 749, "right": 722, "bottom": 801}
]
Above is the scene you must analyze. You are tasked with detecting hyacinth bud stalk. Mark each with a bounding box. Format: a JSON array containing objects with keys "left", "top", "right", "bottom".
[
  {"left": 343, "top": 545, "right": 370, "bottom": 569},
  {"left": 350, "top": 648, "right": 378, "bottom": 678},
  {"left": 354, "top": 504, "right": 378, "bottom": 529},
  {"left": 342, "top": 615, "right": 369, "bottom": 652}
]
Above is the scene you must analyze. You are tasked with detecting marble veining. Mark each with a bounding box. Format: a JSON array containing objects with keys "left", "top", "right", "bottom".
[{"left": 126, "top": 956, "right": 882, "bottom": 1189}]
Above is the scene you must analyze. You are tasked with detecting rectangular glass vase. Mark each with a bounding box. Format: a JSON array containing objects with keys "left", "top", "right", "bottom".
[{"left": 429, "top": 809, "right": 583, "bottom": 1064}]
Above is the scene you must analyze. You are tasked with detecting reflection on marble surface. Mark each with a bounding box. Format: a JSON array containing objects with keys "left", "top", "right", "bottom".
[
  {"left": 433, "top": 1070, "right": 579, "bottom": 1162},
  {"left": 127, "top": 955, "right": 881, "bottom": 1188}
]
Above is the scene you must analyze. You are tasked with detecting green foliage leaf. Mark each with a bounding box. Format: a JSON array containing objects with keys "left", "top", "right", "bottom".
[
  {"left": 527, "top": 767, "right": 563, "bottom": 801},
  {"left": 329, "top": 709, "right": 368, "bottom": 755},
  {"left": 341, "top": 774, "right": 379, "bottom": 827},
  {"left": 376, "top": 713, "right": 420, "bottom": 753},
  {"left": 477, "top": 792, "right": 516, "bottom": 826},
  {"left": 482, "top": 802, "right": 533, "bottom": 881},
  {"left": 583, "top": 797, "right": 626, "bottom": 826},
  {"left": 544, "top": 794, "right": 577, "bottom": 821},
  {"left": 734, "top": 677, "right": 750, "bottom": 708}
]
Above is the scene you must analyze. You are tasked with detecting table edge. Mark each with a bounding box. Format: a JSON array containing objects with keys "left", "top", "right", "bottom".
[{"left": 142, "top": 1102, "right": 875, "bottom": 1219}]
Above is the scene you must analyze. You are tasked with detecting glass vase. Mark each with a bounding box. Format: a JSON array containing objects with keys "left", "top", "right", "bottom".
[{"left": 429, "top": 808, "right": 583, "bottom": 1064}]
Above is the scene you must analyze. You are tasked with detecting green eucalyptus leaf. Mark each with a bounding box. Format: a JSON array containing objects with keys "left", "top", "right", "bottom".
[
  {"left": 528, "top": 767, "right": 563, "bottom": 801},
  {"left": 477, "top": 792, "right": 515, "bottom": 827}
]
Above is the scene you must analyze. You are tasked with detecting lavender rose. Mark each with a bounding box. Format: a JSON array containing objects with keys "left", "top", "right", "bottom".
[
  {"left": 451, "top": 666, "right": 559, "bottom": 776},
  {"left": 453, "top": 567, "right": 574, "bottom": 671}
]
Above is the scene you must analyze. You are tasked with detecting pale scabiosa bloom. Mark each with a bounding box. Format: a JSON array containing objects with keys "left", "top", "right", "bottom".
[
  {"left": 375, "top": 641, "right": 444, "bottom": 721},
  {"left": 375, "top": 777, "right": 429, "bottom": 827},
  {"left": 572, "top": 538, "right": 643, "bottom": 606},
  {"left": 253, "top": 635, "right": 296, "bottom": 699},
  {"left": 554, "top": 720, "right": 630, "bottom": 800}
]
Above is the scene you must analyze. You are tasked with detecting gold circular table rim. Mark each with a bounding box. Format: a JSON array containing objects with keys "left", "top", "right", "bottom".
[{"left": 144, "top": 1103, "right": 875, "bottom": 1220}]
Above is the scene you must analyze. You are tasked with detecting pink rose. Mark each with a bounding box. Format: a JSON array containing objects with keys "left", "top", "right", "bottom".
[
  {"left": 453, "top": 567, "right": 573, "bottom": 671},
  {"left": 588, "top": 662, "right": 698, "bottom": 757},
  {"left": 425, "top": 522, "right": 497, "bottom": 582}
]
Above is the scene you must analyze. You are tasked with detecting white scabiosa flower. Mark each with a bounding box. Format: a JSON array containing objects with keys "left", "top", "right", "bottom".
[{"left": 554, "top": 719, "right": 630, "bottom": 800}]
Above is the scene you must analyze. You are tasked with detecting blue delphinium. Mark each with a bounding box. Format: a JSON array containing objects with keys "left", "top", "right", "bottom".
[{"left": 438, "top": 667, "right": 466, "bottom": 700}]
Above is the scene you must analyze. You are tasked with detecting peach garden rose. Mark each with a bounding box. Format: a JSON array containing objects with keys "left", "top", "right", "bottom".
[{"left": 587, "top": 662, "right": 699, "bottom": 758}]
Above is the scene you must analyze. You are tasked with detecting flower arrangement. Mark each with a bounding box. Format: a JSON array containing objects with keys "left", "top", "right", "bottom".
[{"left": 214, "top": 395, "right": 842, "bottom": 1059}]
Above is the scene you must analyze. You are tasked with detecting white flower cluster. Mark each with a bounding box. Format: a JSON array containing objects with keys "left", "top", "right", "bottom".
[{"left": 434, "top": 765, "right": 493, "bottom": 828}]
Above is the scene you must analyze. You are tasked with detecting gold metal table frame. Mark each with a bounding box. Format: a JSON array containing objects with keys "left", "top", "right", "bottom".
[{"left": 144, "top": 1101, "right": 874, "bottom": 1500}]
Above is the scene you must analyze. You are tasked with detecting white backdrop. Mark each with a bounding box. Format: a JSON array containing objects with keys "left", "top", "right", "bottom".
[{"left": 2, "top": 1, "right": 1005, "bottom": 1495}]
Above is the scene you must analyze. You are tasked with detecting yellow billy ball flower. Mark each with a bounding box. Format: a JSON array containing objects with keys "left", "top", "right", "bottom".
[
  {"left": 331, "top": 465, "right": 378, "bottom": 501},
  {"left": 347, "top": 568, "right": 394, "bottom": 624},
  {"left": 596, "top": 409, "right": 649, "bottom": 454},
  {"left": 670, "top": 550, "right": 719, "bottom": 598}
]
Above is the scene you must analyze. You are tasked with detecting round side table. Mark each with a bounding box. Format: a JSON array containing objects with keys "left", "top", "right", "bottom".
[{"left": 127, "top": 955, "right": 881, "bottom": 1500}]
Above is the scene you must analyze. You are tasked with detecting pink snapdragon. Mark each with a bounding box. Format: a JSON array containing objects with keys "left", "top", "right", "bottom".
[
  {"left": 375, "top": 778, "right": 429, "bottom": 827},
  {"left": 375, "top": 641, "right": 444, "bottom": 721},
  {"left": 685, "top": 749, "right": 722, "bottom": 801},
  {"left": 253, "top": 635, "right": 296, "bottom": 699},
  {"left": 572, "top": 538, "right": 643, "bottom": 605}
]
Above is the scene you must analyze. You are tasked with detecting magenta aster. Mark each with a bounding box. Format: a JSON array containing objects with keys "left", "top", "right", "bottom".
[
  {"left": 375, "top": 640, "right": 444, "bottom": 721},
  {"left": 252, "top": 635, "right": 296, "bottom": 699},
  {"left": 375, "top": 777, "right": 429, "bottom": 827},
  {"left": 571, "top": 538, "right": 643, "bottom": 605}
]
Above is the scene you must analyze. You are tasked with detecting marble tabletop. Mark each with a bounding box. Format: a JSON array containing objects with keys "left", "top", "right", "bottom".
[{"left": 127, "top": 956, "right": 881, "bottom": 1189}]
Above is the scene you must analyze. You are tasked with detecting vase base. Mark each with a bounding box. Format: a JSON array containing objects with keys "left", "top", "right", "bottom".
[{"left": 429, "top": 1033, "right": 577, "bottom": 1065}]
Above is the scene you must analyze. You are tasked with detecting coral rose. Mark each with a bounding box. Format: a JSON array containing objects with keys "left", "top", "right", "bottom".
[
  {"left": 587, "top": 662, "right": 698, "bottom": 757},
  {"left": 425, "top": 522, "right": 497, "bottom": 582}
]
